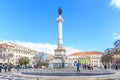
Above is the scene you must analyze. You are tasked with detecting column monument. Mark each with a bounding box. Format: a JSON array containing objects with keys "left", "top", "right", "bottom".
[
  {"left": 54, "top": 7, "right": 66, "bottom": 58},
  {"left": 49, "top": 7, "right": 69, "bottom": 69}
]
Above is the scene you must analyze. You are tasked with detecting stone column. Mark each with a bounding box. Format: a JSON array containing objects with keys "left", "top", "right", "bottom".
[{"left": 57, "top": 15, "right": 64, "bottom": 48}]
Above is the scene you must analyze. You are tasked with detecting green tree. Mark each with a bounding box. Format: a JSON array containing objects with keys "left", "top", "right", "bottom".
[
  {"left": 19, "top": 57, "right": 24, "bottom": 65},
  {"left": 35, "top": 59, "right": 48, "bottom": 68},
  {"left": 19, "top": 57, "right": 30, "bottom": 65},
  {"left": 24, "top": 57, "right": 30, "bottom": 65}
]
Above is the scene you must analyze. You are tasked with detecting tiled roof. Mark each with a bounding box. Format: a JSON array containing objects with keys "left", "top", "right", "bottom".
[
  {"left": 0, "top": 43, "right": 3, "bottom": 48},
  {"left": 69, "top": 51, "right": 103, "bottom": 56}
]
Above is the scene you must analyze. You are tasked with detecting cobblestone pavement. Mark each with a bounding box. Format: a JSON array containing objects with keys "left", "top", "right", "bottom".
[
  {"left": 0, "top": 69, "right": 35, "bottom": 80},
  {"left": 0, "top": 72, "right": 29, "bottom": 80},
  {"left": 0, "top": 68, "right": 120, "bottom": 80}
]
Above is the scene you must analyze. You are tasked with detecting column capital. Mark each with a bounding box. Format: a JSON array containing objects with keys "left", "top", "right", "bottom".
[{"left": 57, "top": 15, "right": 64, "bottom": 22}]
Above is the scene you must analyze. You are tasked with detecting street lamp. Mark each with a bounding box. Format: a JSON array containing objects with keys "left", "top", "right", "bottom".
[
  {"left": 4, "top": 53, "right": 13, "bottom": 64},
  {"left": 7, "top": 54, "right": 10, "bottom": 64},
  {"left": 116, "top": 48, "right": 117, "bottom": 64},
  {"left": 0, "top": 48, "right": 6, "bottom": 63},
  {"left": 114, "top": 48, "right": 118, "bottom": 64}
]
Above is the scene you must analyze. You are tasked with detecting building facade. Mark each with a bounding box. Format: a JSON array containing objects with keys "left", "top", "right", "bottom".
[
  {"left": 102, "top": 40, "right": 120, "bottom": 66},
  {"left": 0, "top": 42, "right": 36, "bottom": 65},
  {"left": 0, "top": 42, "right": 53, "bottom": 66},
  {"left": 68, "top": 51, "right": 103, "bottom": 67},
  {"left": 0, "top": 42, "right": 14, "bottom": 64},
  {"left": 114, "top": 40, "right": 120, "bottom": 48}
]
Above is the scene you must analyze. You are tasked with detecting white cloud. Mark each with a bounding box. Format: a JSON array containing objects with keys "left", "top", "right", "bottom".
[
  {"left": 0, "top": 40, "right": 81, "bottom": 55},
  {"left": 112, "top": 33, "right": 120, "bottom": 39},
  {"left": 110, "top": 0, "right": 120, "bottom": 9}
]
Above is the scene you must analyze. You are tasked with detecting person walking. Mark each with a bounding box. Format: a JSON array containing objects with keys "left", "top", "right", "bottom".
[
  {"left": 104, "top": 64, "right": 107, "bottom": 70},
  {"left": 8, "top": 64, "right": 12, "bottom": 72},
  {"left": 17, "top": 65, "right": 20, "bottom": 71},
  {"left": 4, "top": 64, "right": 7, "bottom": 72},
  {"left": 76, "top": 62, "right": 80, "bottom": 72},
  {"left": 115, "top": 65, "right": 118, "bottom": 70},
  {"left": 0, "top": 63, "right": 2, "bottom": 72}
]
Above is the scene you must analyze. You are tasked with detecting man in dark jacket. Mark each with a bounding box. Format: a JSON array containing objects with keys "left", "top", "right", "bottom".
[
  {"left": 0, "top": 63, "right": 2, "bottom": 72},
  {"left": 76, "top": 62, "right": 80, "bottom": 72},
  {"left": 4, "top": 64, "right": 7, "bottom": 72}
]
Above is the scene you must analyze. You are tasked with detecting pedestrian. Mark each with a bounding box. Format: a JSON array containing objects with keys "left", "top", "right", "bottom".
[
  {"left": 8, "top": 64, "right": 12, "bottom": 72},
  {"left": 84, "top": 64, "right": 87, "bottom": 70},
  {"left": 17, "top": 65, "right": 20, "bottom": 71},
  {"left": 4, "top": 64, "right": 7, "bottom": 72},
  {"left": 91, "top": 65, "right": 93, "bottom": 70},
  {"left": 104, "top": 65, "right": 107, "bottom": 70},
  {"left": 10, "top": 64, "right": 13, "bottom": 71},
  {"left": 0, "top": 63, "right": 2, "bottom": 72},
  {"left": 76, "top": 62, "right": 80, "bottom": 72},
  {"left": 115, "top": 65, "right": 118, "bottom": 70}
]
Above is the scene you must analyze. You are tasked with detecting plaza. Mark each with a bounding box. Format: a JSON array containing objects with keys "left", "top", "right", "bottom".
[
  {"left": 0, "top": 68, "right": 120, "bottom": 80},
  {"left": 0, "top": 0, "right": 120, "bottom": 80}
]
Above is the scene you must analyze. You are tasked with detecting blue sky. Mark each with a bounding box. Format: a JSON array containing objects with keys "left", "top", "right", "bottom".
[{"left": 0, "top": 0, "right": 120, "bottom": 54}]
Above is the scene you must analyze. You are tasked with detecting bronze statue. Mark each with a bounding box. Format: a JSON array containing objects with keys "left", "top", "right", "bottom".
[{"left": 58, "top": 7, "right": 62, "bottom": 15}]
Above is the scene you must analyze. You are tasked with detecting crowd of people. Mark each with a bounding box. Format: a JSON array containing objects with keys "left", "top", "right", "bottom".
[
  {"left": 76, "top": 62, "right": 93, "bottom": 72},
  {"left": 0, "top": 63, "right": 13, "bottom": 72},
  {"left": 0, "top": 63, "right": 20, "bottom": 72},
  {"left": 76, "top": 62, "right": 120, "bottom": 72},
  {"left": 0, "top": 62, "right": 119, "bottom": 73},
  {"left": 104, "top": 64, "right": 120, "bottom": 70}
]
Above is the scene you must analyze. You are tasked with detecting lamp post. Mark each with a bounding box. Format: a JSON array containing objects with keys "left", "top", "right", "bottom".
[
  {"left": 107, "top": 49, "right": 110, "bottom": 67},
  {"left": 0, "top": 48, "right": 5, "bottom": 63},
  {"left": 114, "top": 48, "right": 118, "bottom": 64},
  {"left": 7, "top": 54, "right": 10, "bottom": 64},
  {"left": 7, "top": 53, "right": 13, "bottom": 64},
  {"left": 116, "top": 48, "right": 117, "bottom": 64}
]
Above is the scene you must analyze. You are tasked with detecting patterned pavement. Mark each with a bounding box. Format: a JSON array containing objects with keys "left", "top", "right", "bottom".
[
  {"left": 0, "top": 69, "right": 34, "bottom": 80},
  {"left": 0, "top": 72, "right": 26, "bottom": 80},
  {"left": 0, "top": 68, "right": 120, "bottom": 80}
]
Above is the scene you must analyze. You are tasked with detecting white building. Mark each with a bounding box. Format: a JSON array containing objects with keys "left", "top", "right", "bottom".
[
  {"left": 68, "top": 51, "right": 103, "bottom": 67},
  {"left": 0, "top": 42, "right": 36, "bottom": 65},
  {"left": 0, "top": 42, "right": 53, "bottom": 66}
]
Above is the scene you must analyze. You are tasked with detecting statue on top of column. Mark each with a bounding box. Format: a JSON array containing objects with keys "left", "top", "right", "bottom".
[{"left": 58, "top": 7, "right": 62, "bottom": 15}]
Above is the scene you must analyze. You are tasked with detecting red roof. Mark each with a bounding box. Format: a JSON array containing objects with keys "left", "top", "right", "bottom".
[
  {"left": 69, "top": 51, "right": 103, "bottom": 56},
  {"left": 0, "top": 43, "right": 3, "bottom": 48}
]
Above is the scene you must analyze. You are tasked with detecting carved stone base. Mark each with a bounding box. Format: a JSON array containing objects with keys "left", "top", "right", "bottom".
[{"left": 48, "top": 55, "right": 69, "bottom": 69}]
